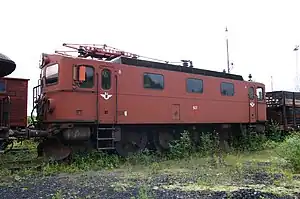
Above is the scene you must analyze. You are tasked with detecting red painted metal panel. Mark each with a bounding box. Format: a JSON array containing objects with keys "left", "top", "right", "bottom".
[
  {"left": 113, "top": 64, "right": 267, "bottom": 124},
  {"left": 41, "top": 55, "right": 267, "bottom": 125},
  {"left": 0, "top": 77, "right": 28, "bottom": 128}
]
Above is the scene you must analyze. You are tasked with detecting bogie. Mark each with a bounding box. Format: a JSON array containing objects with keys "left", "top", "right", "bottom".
[{"left": 33, "top": 122, "right": 254, "bottom": 160}]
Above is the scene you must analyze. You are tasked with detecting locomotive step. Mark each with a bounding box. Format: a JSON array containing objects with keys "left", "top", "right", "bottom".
[
  {"left": 96, "top": 126, "right": 116, "bottom": 151},
  {"left": 97, "top": 127, "right": 116, "bottom": 130},
  {"left": 97, "top": 147, "right": 115, "bottom": 150},
  {"left": 97, "top": 138, "right": 115, "bottom": 141}
]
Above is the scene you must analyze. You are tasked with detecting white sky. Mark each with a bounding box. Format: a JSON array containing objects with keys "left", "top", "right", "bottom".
[{"left": 1, "top": 0, "right": 300, "bottom": 115}]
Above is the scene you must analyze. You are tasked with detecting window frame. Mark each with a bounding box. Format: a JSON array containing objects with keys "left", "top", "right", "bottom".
[
  {"left": 186, "top": 78, "right": 203, "bottom": 94},
  {"left": 0, "top": 79, "right": 7, "bottom": 93},
  {"left": 143, "top": 72, "right": 164, "bottom": 90},
  {"left": 73, "top": 64, "right": 95, "bottom": 89},
  {"left": 248, "top": 86, "right": 254, "bottom": 100},
  {"left": 220, "top": 82, "right": 235, "bottom": 96},
  {"left": 256, "top": 87, "right": 264, "bottom": 101},
  {"left": 101, "top": 68, "right": 112, "bottom": 90},
  {"left": 45, "top": 63, "right": 59, "bottom": 86}
]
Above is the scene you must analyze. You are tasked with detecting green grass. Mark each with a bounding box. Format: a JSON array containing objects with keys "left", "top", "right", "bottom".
[{"left": 109, "top": 149, "right": 299, "bottom": 197}]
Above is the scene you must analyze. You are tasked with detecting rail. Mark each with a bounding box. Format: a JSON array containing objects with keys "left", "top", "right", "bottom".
[{"left": 0, "top": 147, "right": 47, "bottom": 173}]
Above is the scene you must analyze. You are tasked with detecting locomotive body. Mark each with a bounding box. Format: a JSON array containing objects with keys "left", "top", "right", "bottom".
[
  {"left": 38, "top": 55, "right": 267, "bottom": 125},
  {"left": 110, "top": 57, "right": 266, "bottom": 125},
  {"left": 32, "top": 44, "right": 267, "bottom": 158}
]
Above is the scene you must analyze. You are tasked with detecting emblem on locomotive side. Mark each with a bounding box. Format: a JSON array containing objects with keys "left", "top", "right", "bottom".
[{"left": 100, "top": 92, "right": 112, "bottom": 100}]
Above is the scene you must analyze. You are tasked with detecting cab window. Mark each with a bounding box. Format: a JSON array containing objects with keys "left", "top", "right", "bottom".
[
  {"left": 45, "top": 63, "right": 59, "bottom": 85},
  {"left": 249, "top": 87, "right": 254, "bottom": 99},
  {"left": 101, "top": 69, "right": 111, "bottom": 90},
  {"left": 76, "top": 65, "right": 94, "bottom": 88},
  {"left": 256, "top": 87, "right": 264, "bottom": 101}
]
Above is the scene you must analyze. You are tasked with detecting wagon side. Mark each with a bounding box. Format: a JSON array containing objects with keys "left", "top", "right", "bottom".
[
  {"left": 266, "top": 91, "right": 300, "bottom": 131},
  {"left": 0, "top": 77, "right": 29, "bottom": 129}
]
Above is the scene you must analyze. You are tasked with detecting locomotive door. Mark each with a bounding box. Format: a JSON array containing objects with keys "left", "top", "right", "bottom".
[
  {"left": 255, "top": 86, "right": 265, "bottom": 122},
  {"left": 98, "top": 67, "right": 116, "bottom": 124},
  {"left": 248, "top": 86, "right": 257, "bottom": 123}
]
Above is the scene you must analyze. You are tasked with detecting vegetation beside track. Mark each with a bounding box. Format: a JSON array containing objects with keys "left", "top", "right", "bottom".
[{"left": 1, "top": 122, "right": 300, "bottom": 198}]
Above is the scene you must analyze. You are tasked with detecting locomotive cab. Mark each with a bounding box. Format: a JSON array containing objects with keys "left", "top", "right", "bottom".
[
  {"left": 33, "top": 52, "right": 118, "bottom": 160},
  {"left": 35, "top": 54, "right": 93, "bottom": 124},
  {"left": 35, "top": 53, "right": 115, "bottom": 124}
]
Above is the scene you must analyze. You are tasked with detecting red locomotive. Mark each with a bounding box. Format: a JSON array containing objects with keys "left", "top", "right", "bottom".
[
  {"left": 0, "top": 44, "right": 297, "bottom": 161},
  {"left": 30, "top": 43, "right": 267, "bottom": 159}
]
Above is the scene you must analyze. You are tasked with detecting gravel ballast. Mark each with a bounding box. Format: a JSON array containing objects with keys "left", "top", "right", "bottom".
[{"left": 0, "top": 169, "right": 299, "bottom": 199}]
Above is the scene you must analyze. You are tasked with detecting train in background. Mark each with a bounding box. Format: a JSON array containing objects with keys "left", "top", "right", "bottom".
[
  {"left": 0, "top": 53, "right": 31, "bottom": 151},
  {"left": 0, "top": 44, "right": 298, "bottom": 160}
]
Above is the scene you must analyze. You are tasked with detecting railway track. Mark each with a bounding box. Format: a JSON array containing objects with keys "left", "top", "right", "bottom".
[
  {"left": 0, "top": 147, "right": 46, "bottom": 173},
  {"left": 0, "top": 158, "right": 45, "bottom": 172},
  {"left": 0, "top": 141, "right": 77, "bottom": 174}
]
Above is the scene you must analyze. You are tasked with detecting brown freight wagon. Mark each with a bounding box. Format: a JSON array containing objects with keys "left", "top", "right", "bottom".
[
  {"left": 266, "top": 91, "right": 300, "bottom": 131},
  {"left": 0, "top": 77, "right": 29, "bottom": 129}
]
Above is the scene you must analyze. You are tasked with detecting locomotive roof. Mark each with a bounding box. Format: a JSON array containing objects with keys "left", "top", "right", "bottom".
[
  {"left": 53, "top": 43, "right": 245, "bottom": 81},
  {"left": 111, "top": 56, "right": 244, "bottom": 81}
]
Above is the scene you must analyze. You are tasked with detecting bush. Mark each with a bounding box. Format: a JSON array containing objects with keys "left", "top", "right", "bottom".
[
  {"left": 262, "top": 140, "right": 279, "bottom": 150},
  {"left": 168, "top": 130, "right": 221, "bottom": 159},
  {"left": 276, "top": 133, "right": 300, "bottom": 172},
  {"left": 168, "top": 130, "right": 194, "bottom": 159},
  {"left": 198, "top": 132, "right": 219, "bottom": 156},
  {"left": 265, "top": 120, "right": 285, "bottom": 142},
  {"left": 231, "top": 131, "right": 268, "bottom": 152}
]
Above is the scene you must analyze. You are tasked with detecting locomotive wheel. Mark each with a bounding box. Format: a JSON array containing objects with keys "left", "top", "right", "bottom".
[
  {"left": 38, "top": 137, "right": 72, "bottom": 162},
  {"left": 153, "top": 131, "right": 175, "bottom": 153},
  {"left": 115, "top": 131, "right": 148, "bottom": 157}
]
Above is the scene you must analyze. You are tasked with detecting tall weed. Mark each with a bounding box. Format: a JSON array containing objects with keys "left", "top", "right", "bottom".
[
  {"left": 276, "top": 133, "right": 300, "bottom": 172},
  {"left": 168, "top": 130, "right": 194, "bottom": 159},
  {"left": 265, "top": 120, "right": 286, "bottom": 142}
]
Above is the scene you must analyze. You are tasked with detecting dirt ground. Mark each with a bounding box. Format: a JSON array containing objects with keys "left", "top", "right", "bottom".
[{"left": 0, "top": 151, "right": 300, "bottom": 199}]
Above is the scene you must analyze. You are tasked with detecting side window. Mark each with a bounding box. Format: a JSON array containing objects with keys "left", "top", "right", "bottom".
[
  {"left": 101, "top": 69, "right": 111, "bottom": 90},
  {"left": 256, "top": 87, "right": 264, "bottom": 101},
  {"left": 0, "top": 80, "right": 6, "bottom": 93},
  {"left": 143, "top": 73, "right": 164, "bottom": 90},
  {"left": 249, "top": 87, "right": 254, "bottom": 99},
  {"left": 221, "top": 82, "right": 234, "bottom": 96},
  {"left": 78, "top": 65, "right": 94, "bottom": 88},
  {"left": 186, "top": 78, "right": 203, "bottom": 93},
  {"left": 45, "top": 63, "right": 59, "bottom": 85}
]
